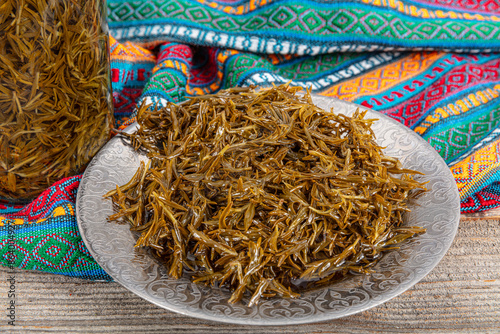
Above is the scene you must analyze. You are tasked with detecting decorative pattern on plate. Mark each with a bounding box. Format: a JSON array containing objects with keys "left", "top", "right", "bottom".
[{"left": 76, "top": 95, "right": 460, "bottom": 325}]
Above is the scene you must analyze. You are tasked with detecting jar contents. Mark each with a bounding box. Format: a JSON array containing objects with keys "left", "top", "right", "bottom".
[{"left": 0, "top": 0, "right": 113, "bottom": 201}]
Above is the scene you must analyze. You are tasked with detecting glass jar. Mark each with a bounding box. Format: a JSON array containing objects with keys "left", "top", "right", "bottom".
[{"left": 0, "top": 0, "right": 114, "bottom": 201}]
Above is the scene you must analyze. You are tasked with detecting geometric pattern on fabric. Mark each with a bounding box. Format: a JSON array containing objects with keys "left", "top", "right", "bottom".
[
  {"left": 0, "top": 203, "right": 23, "bottom": 215},
  {"left": 449, "top": 127, "right": 500, "bottom": 166},
  {"left": 140, "top": 43, "right": 194, "bottom": 106},
  {"left": 243, "top": 52, "right": 407, "bottom": 91},
  {"left": 370, "top": 54, "right": 500, "bottom": 128},
  {"left": 461, "top": 182, "right": 500, "bottom": 213},
  {"left": 110, "top": 36, "right": 157, "bottom": 126},
  {"left": 1, "top": 176, "right": 81, "bottom": 224},
  {"left": 356, "top": 54, "right": 500, "bottom": 127},
  {"left": 451, "top": 136, "right": 500, "bottom": 200},
  {"left": 107, "top": 0, "right": 500, "bottom": 53},
  {"left": 0, "top": 216, "right": 112, "bottom": 280},
  {"left": 414, "top": 84, "right": 500, "bottom": 136},
  {"left": 135, "top": 45, "right": 241, "bottom": 114},
  {"left": 270, "top": 52, "right": 366, "bottom": 81},
  {"left": 319, "top": 51, "right": 444, "bottom": 102},
  {"left": 113, "top": 87, "right": 144, "bottom": 127},
  {"left": 362, "top": 0, "right": 500, "bottom": 19},
  {"left": 423, "top": 98, "right": 500, "bottom": 163},
  {"left": 0, "top": 177, "right": 112, "bottom": 281}
]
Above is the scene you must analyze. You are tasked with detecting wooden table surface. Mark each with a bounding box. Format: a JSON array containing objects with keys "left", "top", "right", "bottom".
[{"left": 1, "top": 211, "right": 499, "bottom": 334}]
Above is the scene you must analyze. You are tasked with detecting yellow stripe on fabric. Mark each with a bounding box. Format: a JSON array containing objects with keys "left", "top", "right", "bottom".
[
  {"left": 362, "top": 0, "right": 500, "bottom": 22},
  {"left": 451, "top": 137, "right": 500, "bottom": 199},
  {"left": 195, "top": 0, "right": 272, "bottom": 15},
  {"left": 0, "top": 217, "right": 25, "bottom": 227},
  {"left": 320, "top": 51, "right": 443, "bottom": 102},
  {"left": 414, "top": 84, "right": 500, "bottom": 135}
]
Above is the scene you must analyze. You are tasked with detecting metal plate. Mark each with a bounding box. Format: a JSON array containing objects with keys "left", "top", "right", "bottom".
[{"left": 76, "top": 95, "right": 460, "bottom": 325}]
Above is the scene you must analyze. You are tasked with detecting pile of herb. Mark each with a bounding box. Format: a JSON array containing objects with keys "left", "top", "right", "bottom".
[
  {"left": 0, "top": 0, "right": 113, "bottom": 200},
  {"left": 106, "top": 84, "right": 426, "bottom": 306}
]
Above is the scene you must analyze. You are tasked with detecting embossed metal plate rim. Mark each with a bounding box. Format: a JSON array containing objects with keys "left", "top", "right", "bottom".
[{"left": 76, "top": 95, "right": 460, "bottom": 325}]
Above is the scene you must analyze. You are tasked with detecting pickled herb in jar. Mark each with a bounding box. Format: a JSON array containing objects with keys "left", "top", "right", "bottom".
[{"left": 0, "top": 0, "right": 113, "bottom": 201}]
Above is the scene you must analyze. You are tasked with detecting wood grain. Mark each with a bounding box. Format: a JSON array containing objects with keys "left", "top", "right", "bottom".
[{"left": 1, "top": 217, "right": 499, "bottom": 334}]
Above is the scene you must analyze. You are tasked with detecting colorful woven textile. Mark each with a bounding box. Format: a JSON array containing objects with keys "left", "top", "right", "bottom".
[
  {"left": 107, "top": 0, "right": 500, "bottom": 53},
  {"left": 0, "top": 177, "right": 112, "bottom": 281},
  {"left": 1, "top": 0, "right": 500, "bottom": 280}
]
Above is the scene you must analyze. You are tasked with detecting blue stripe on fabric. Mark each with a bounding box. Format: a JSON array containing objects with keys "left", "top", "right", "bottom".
[
  {"left": 48, "top": 269, "right": 112, "bottom": 279},
  {"left": 8, "top": 216, "right": 78, "bottom": 236},
  {"left": 449, "top": 131, "right": 500, "bottom": 167},
  {"left": 109, "top": 21, "right": 500, "bottom": 52}
]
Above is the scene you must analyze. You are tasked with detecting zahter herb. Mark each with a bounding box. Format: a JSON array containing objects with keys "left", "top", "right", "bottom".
[
  {"left": 0, "top": 0, "right": 113, "bottom": 200},
  {"left": 106, "top": 84, "right": 426, "bottom": 306}
]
